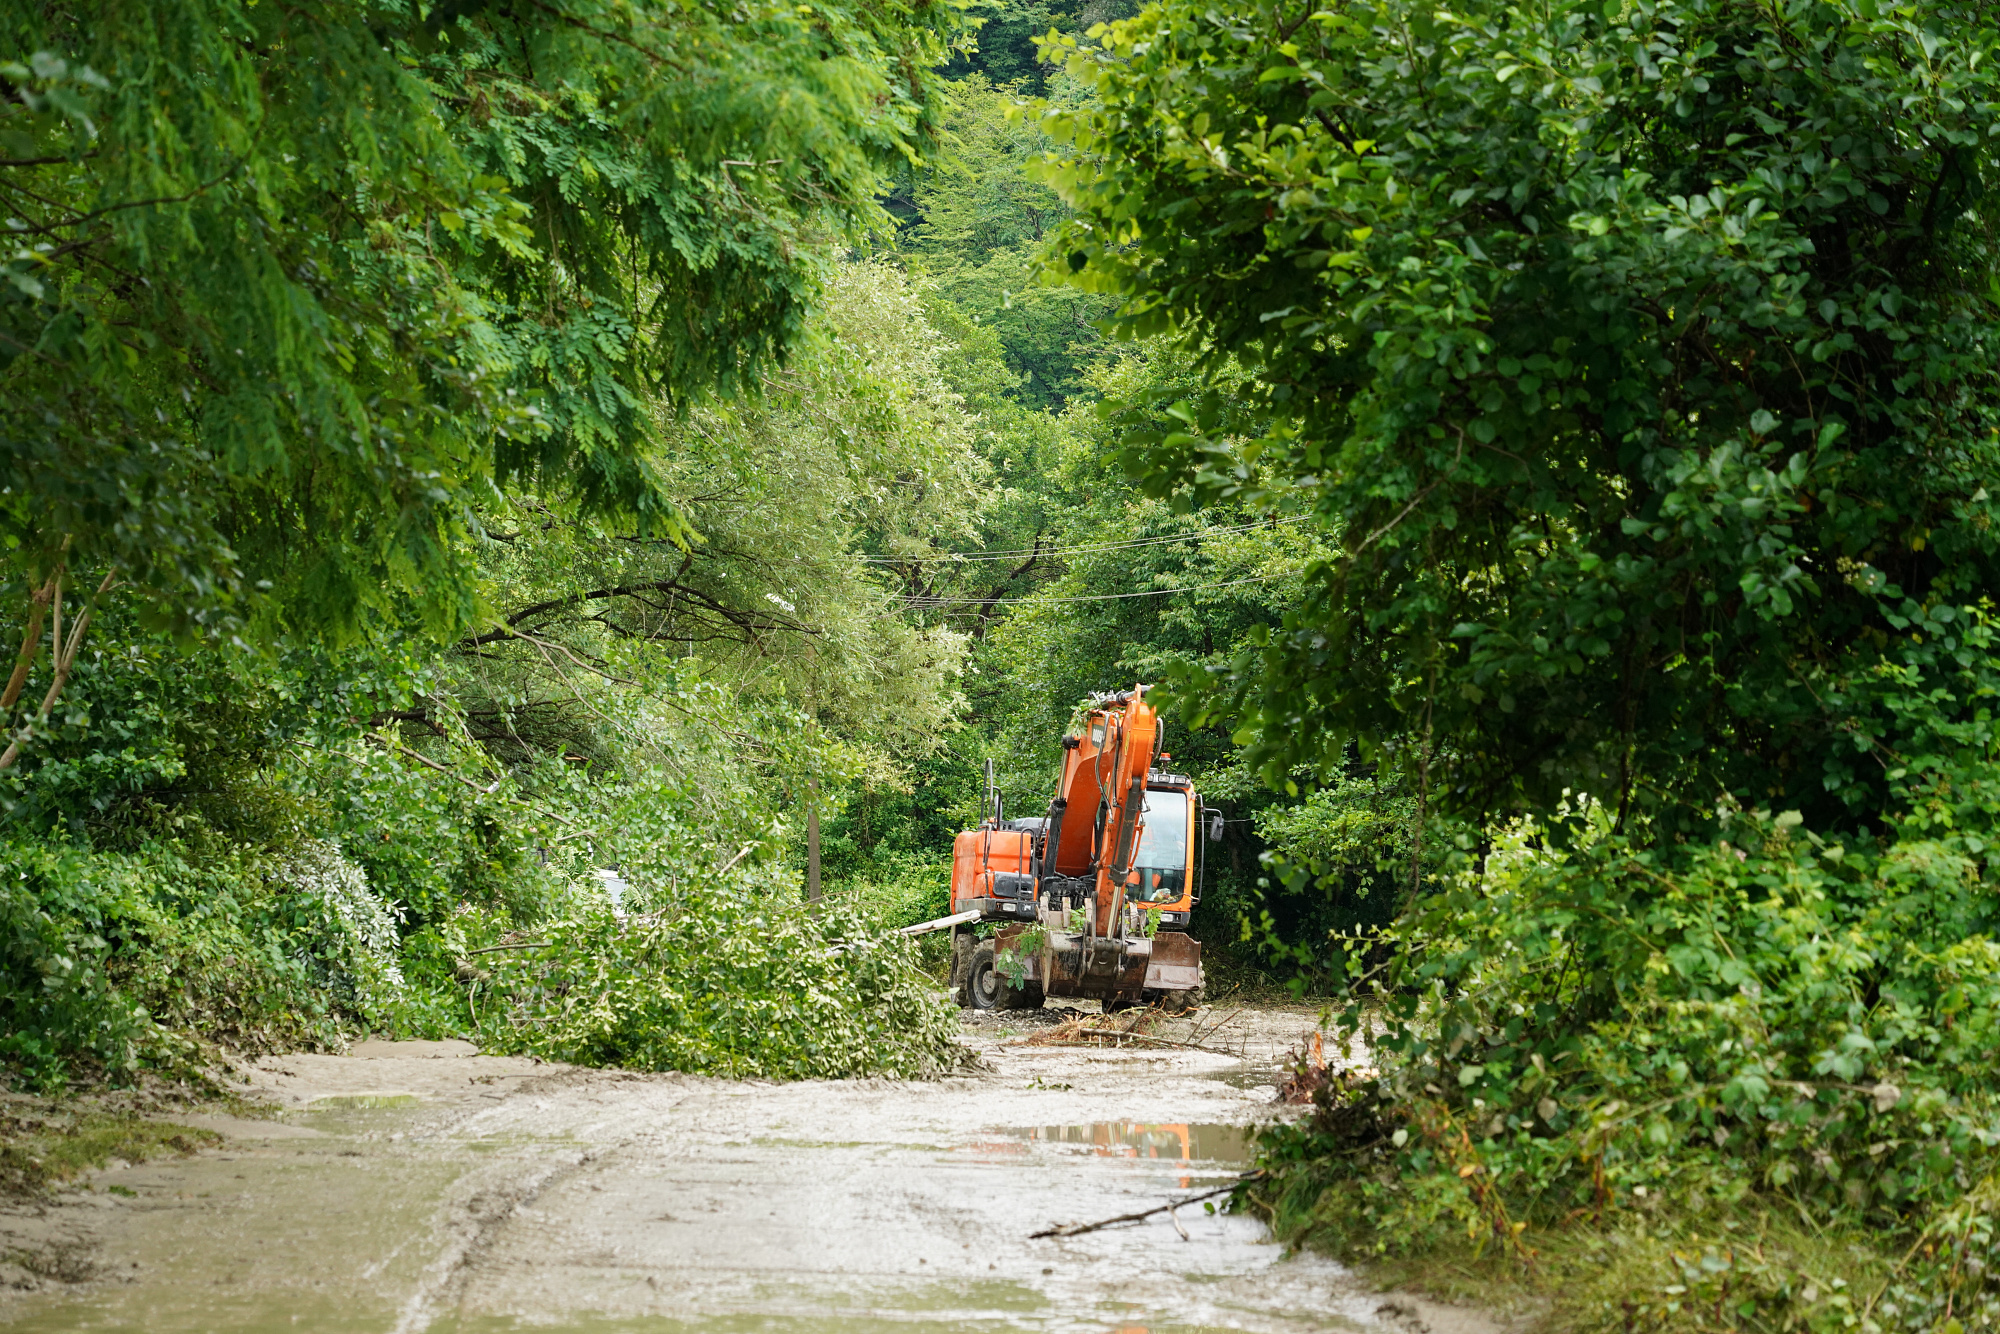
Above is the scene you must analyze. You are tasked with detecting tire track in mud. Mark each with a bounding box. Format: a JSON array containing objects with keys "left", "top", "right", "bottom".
[
  {"left": 390, "top": 1151, "right": 593, "bottom": 1334},
  {"left": 390, "top": 1068, "right": 674, "bottom": 1334},
  {"left": 0, "top": 1019, "right": 1524, "bottom": 1334}
]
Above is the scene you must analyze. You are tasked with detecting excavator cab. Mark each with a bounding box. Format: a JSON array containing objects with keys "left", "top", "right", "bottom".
[
  {"left": 1130, "top": 782, "right": 1193, "bottom": 914},
  {"left": 946, "top": 686, "right": 1208, "bottom": 1012}
]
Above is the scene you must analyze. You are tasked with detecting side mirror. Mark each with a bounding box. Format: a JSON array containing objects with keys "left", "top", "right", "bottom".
[{"left": 1208, "top": 812, "right": 1225, "bottom": 842}]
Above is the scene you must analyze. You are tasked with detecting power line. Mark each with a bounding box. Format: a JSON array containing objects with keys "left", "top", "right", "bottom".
[
  {"left": 859, "top": 516, "right": 1304, "bottom": 564},
  {"left": 901, "top": 572, "right": 1288, "bottom": 609}
]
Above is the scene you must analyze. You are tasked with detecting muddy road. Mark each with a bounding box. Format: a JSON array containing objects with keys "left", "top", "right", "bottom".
[{"left": 0, "top": 1006, "right": 1505, "bottom": 1334}]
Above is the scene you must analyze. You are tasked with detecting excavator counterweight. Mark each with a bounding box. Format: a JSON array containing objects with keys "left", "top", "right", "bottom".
[{"left": 946, "top": 686, "right": 1211, "bottom": 1012}]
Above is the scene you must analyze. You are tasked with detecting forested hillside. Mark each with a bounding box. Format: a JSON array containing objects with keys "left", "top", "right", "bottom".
[
  {"left": 0, "top": 0, "right": 1364, "bottom": 1095},
  {"left": 10, "top": 1, "right": 2000, "bottom": 1328}
]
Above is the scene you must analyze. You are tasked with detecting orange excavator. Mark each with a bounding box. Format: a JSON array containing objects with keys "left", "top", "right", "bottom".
[{"left": 944, "top": 686, "right": 1212, "bottom": 1012}]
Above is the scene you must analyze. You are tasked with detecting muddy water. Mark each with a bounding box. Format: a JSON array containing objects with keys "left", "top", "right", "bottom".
[{"left": 0, "top": 1012, "right": 1503, "bottom": 1334}]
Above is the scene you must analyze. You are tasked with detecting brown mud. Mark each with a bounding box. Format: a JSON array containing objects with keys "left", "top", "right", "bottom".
[{"left": 0, "top": 1006, "right": 1514, "bottom": 1334}]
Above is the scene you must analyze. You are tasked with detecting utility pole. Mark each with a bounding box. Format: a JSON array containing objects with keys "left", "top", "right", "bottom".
[{"left": 806, "top": 775, "right": 821, "bottom": 907}]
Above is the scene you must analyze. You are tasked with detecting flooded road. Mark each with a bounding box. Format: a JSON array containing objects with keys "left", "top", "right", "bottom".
[{"left": 0, "top": 1008, "right": 1504, "bottom": 1334}]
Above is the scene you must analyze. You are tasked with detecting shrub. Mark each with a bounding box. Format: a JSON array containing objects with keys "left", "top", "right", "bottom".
[
  {"left": 275, "top": 840, "right": 407, "bottom": 1022},
  {"left": 0, "top": 838, "right": 411, "bottom": 1089},
  {"left": 451, "top": 880, "right": 962, "bottom": 1079},
  {"left": 1257, "top": 785, "right": 2000, "bottom": 1327},
  {"left": 837, "top": 851, "right": 952, "bottom": 931}
]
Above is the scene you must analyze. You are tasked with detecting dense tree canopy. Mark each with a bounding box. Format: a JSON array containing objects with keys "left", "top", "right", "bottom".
[
  {"left": 1044, "top": 0, "right": 2000, "bottom": 837},
  {"left": 1038, "top": 7, "right": 2000, "bottom": 1316},
  {"left": 22, "top": 3, "right": 2000, "bottom": 1317},
  {"left": 0, "top": 0, "right": 959, "bottom": 646}
]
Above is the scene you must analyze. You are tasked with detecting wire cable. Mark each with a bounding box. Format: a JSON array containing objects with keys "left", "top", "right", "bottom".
[
  {"left": 859, "top": 516, "right": 1303, "bottom": 564},
  {"left": 900, "top": 572, "right": 1287, "bottom": 609}
]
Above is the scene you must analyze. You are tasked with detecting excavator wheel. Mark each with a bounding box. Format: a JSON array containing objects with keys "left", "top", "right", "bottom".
[
  {"left": 950, "top": 927, "right": 977, "bottom": 1007},
  {"left": 966, "top": 942, "right": 1043, "bottom": 1010},
  {"left": 964, "top": 942, "right": 1001, "bottom": 1009},
  {"left": 1159, "top": 985, "right": 1204, "bottom": 1015}
]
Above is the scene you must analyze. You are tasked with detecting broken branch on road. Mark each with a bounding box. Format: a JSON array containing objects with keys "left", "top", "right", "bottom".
[{"left": 1030, "top": 1171, "right": 1262, "bottom": 1239}]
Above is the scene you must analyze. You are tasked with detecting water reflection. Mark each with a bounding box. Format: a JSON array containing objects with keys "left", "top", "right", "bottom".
[{"left": 1004, "top": 1122, "right": 1250, "bottom": 1162}]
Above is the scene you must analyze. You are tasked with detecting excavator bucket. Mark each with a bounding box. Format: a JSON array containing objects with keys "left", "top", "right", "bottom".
[
  {"left": 1037, "top": 929, "right": 1150, "bottom": 1004},
  {"left": 1008, "top": 927, "right": 1200, "bottom": 1006},
  {"left": 1143, "top": 930, "right": 1202, "bottom": 995}
]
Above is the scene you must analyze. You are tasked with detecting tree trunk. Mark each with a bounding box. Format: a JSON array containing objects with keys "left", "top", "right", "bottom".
[
  {"left": 806, "top": 776, "right": 821, "bottom": 907},
  {"left": 0, "top": 566, "right": 116, "bottom": 772}
]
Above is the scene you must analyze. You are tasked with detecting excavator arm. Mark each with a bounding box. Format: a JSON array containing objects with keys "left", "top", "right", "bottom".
[{"left": 1089, "top": 689, "right": 1156, "bottom": 936}]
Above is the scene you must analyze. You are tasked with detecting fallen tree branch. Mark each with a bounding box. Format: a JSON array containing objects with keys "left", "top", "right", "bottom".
[
  {"left": 895, "top": 909, "right": 982, "bottom": 937},
  {"left": 359, "top": 731, "right": 577, "bottom": 828},
  {"left": 1013, "top": 1026, "right": 1245, "bottom": 1059},
  {"left": 1181, "top": 1005, "right": 1248, "bottom": 1051},
  {"left": 1030, "top": 1171, "right": 1262, "bottom": 1239}
]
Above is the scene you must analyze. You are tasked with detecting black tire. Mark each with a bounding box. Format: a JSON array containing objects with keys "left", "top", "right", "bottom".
[
  {"left": 950, "top": 927, "right": 977, "bottom": 1007},
  {"left": 966, "top": 942, "right": 1001, "bottom": 1010},
  {"left": 1160, "top": 985, "right": 1204, "bottom": 1015}
]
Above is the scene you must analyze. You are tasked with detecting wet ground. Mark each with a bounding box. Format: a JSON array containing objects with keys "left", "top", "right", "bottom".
[{"left": 0, "top": 1005, "right": 1508, "bottom": 1334}]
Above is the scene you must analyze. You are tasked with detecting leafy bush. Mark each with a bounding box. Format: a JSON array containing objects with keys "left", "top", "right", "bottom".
[
  {"left": 2, "top": 620, "right": 970, "bottom": 1088},
  {"left": 276, "top": 840, "right": 407, "bottom": 1020},
  {"left": 446, "top": 881, "right": 962, "bottom": 1079},
  {"left": 0, "top": 838, "right": 404, "bottom": 1088},
  {"left": 308, "top": 741, "right": 578, "bottom": 930},
  {"left": 836, "top": 852, "right": 953, "bottom": 931},
  {"left": 1245, "top": 771, "right": 1430, "bottom": 987},
  {"left": 1257, "top": 761, "right": 2000, "bottom": 1328},
  {"left": 0, "top": 843, "right": 159, "bottom": 1089}
]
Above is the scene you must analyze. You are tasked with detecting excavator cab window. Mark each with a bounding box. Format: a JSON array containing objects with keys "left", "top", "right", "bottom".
[{"left": 1131, "top": 789, "right": 1190, "bottom": 904}]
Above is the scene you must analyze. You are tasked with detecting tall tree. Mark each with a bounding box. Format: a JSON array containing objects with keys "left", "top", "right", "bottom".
[
  {"left": 0, "top": 0, "right": 959, "bottom": 765},
  {"left": 1040, "top": 0, "right": 2000, "bottom": 835}
]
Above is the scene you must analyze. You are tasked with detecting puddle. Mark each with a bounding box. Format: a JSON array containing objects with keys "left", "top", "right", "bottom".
[
  {"left": 1002, "top": 1122, "right": 1253, "bottom": 1162},
  {"left": 309, "top": 1093, "right": 421, "bottom": 1109},
  {"left": 1201, "top": 1065, "right": 1284, "bottom": 1091}
]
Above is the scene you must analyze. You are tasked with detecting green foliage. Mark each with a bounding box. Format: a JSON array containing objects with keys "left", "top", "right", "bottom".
[
  {"left": 0, "top": 0, "right": 1366, "bottom": 1094},
  {"left": 445, "top": 261, "right": 983, "bottom": 778},
  {"left": 1256, "top": 773, "right": 1415, "bottom": 901},
  {"left": 901, "top": 73, "right": 1112, "bottom": 407},
  {"left": 832, "top": 852, "right": 953, "bottom": 931},
  {"left": 0, "top": 836, "right": 403, "bottom": 1088},
  {"left": 0, "top": 0, "right": 960, "bottom": 645},
  {"left": 0, "top": 262, "right": 997, "bottom": 1090},
  {"left": 972, "top": 342, "right": 1326, "bottom": 762},
  {"left": 997, "top": 921, "right": 1045, "bottom": 986},
  {"left": 938, "top": 0, "right": 1138, "bottom": 92},
  {"left": 1246, "top": 768, "right": 1426, "bottom": 985},
  {"left": 915, "top": 342, "right": 1334, "bottom": 966},
  {"left": 1042, "top": 0, "right": 2000, "bottom": 838},
  {"left": 1039, "top": 0, "right": 2000, "bottom": 1315},
  {"left": 1256, "top": 611, "right": 2000, "bottom": 1324},
  {"left": 946, "top": 0, "right": 1069, "bottom": 89},
  {"left": 451, "top": 887, "right": 962, "bottom": 1078}
]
